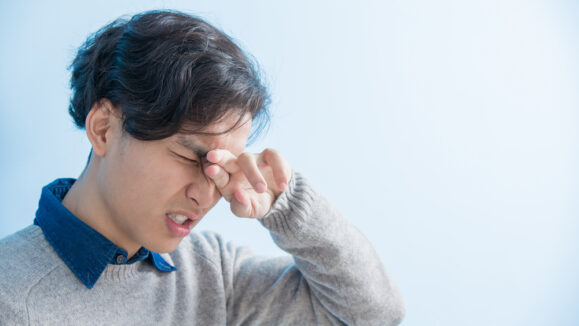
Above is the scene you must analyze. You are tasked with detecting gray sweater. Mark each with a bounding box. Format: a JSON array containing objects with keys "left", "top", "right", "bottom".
[{"left": 0, "top": 173, "right": 404, "bottom": 325}]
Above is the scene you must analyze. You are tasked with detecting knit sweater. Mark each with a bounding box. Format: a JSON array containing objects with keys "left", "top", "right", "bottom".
[{"left": 0, "top": 173, "right": 404, "bottom": 325}]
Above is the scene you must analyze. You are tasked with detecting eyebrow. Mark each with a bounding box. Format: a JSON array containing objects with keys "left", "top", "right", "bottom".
[{"left": 175, "top": 136, "right": 209, "bottom": 158}]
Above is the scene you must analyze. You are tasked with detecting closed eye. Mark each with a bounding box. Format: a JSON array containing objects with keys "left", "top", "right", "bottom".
[
  {"left": 182, "top": 156, "right": 200, "bottom": 165},
  {"left": 173, "top": 152, "right": 200, "bottom": 166}
]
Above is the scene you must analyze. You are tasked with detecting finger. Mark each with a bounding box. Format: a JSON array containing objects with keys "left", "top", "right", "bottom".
[
  {"left": 206, "top": 149, "right": 240, "bottom": 174},
  {"left": 237, "top": 153, "right": 267, "bottom": 193},
  {"left": 230, "top": 189, "right": 252, "bottom": 217},
  {"left": 262, "top": 148, "right": 292, "bottom": 191},
  {"left": 204, "top": 164, "right": 230, "bottom": 190}
]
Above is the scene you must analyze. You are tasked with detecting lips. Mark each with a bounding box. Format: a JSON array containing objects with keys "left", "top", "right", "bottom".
[{"left": 165, "top": 211, "right": 201, "bottom": 237}]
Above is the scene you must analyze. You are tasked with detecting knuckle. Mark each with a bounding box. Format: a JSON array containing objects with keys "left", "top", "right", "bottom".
[
  {"left": 237, "top": 152, "right": 250, "bottom": 161},
  {"left": 238, "top": 152, "right": 256, "bottom": 166},
  {"left": 263, "top": 148, "right": 277, "bottom": 157}
]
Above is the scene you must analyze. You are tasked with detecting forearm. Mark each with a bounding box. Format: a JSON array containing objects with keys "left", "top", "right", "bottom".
[{"left": 258, "top": 172, "right": 405, "bottom": 325}]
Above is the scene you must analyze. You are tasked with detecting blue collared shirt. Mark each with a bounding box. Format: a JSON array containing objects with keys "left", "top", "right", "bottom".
[{"left": 34, "top": 178, "right": 177, "bottom": 289}]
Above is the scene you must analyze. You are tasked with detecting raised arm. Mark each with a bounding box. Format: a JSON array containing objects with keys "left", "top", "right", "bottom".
[{"left": 204, "top": 149, "right": 405, "bottom": 325}]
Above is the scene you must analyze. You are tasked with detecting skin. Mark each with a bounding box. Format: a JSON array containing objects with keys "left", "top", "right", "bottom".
[{"left": 62, "top": 99, "right": 292, "bottom": 257}]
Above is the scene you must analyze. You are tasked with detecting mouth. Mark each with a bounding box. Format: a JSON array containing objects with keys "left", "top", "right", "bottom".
[
  {"left": 167, "top": 213, "right": 191, "bottom": 225},
  {"left": 165, "top": 211, "right": 202, "bottom": 237}
]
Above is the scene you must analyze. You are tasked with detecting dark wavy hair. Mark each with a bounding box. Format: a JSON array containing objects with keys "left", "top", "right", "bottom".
[{"left": 69, "top": 10, "right": 269, "bottom": 142}]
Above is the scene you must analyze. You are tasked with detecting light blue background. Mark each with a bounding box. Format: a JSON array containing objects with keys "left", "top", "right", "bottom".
[{"left": 1, "top": 1, "right": 577, "bottom": 325}]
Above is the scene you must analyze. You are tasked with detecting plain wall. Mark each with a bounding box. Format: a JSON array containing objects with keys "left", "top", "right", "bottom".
[{"left": 0, "top": 1, "right": 577, "bottom": 325}]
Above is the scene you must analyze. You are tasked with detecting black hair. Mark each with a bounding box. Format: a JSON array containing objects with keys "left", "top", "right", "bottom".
[{"left": 69, "top": 10, "right": 269, "bottom": 142}]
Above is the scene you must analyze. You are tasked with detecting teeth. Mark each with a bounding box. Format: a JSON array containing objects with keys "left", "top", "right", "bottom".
[{"left": 168, "top": 214, "right": 188, "bottom": 225}]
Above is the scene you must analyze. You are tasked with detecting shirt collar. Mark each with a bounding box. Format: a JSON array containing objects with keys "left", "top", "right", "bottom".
[{"left": 34, "top": 178, "right": 176, "bottom": 289}]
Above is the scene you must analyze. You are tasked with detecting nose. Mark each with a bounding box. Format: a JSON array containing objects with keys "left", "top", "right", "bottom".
[{"left": 186, "top": 175, "right": 220, "bottom": 209}]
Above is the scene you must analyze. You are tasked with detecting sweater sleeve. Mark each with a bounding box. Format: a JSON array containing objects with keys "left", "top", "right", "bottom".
[{"left": 222, "top": 172, "right": 405, "bottom": 326}]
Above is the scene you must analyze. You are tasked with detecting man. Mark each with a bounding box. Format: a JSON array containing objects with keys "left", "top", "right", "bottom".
[{"left": 0, "top": 10, "right": 404, "bottom": 325}]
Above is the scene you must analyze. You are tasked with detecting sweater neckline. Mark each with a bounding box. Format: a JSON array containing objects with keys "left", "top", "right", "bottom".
[{"left": 100, "top": 262, "right": 141, "bottom": 282}]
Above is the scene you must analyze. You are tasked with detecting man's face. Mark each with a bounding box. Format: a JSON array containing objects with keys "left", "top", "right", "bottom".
[{"left": 96, "top": 112, "right": 252, "bottom": 254}]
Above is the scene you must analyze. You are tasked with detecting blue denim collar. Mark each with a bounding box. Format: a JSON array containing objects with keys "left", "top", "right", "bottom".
[{"left": 34, "top": 178, "right": 176, "bottom": 289}]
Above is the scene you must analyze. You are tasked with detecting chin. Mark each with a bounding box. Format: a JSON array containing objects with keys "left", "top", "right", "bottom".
[{"left": 149, "top": 238, "right": 186, "bottom": 254}]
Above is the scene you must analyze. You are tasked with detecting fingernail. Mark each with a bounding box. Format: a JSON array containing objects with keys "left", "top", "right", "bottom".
[
  {"left": 255, "top": 182, "right": 267, "bottom": 193},
  {"left": 279, "top": 182, "right": 287, "bottom": 191}
]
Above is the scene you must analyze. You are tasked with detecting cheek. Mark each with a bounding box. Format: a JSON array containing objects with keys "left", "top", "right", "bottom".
[
  {"left": 103, "top": 148, "right": 179, "bottom": 211},
  {"left": 103, "top": 143, "right": 212, "bottom": 219},
  {"left": 126, "top": 159, "right": 208, "bottom": 209},
  {"left": 126, "top": 159, "right": 193, "bottom": 198}
]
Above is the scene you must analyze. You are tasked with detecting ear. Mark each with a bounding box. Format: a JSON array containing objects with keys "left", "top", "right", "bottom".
[{"left": 85, "top": 99, "right": 119, "bottom": 157}]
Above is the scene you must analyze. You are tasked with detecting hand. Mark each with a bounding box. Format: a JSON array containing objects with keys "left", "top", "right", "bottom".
[{"left": 204, "top": 148, "right": 292, "bottom": 218}]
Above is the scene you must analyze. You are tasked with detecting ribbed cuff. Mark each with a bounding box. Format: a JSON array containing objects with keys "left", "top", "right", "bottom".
[{"left": 258, "top": 171, "right": 316, "bottom": 238}]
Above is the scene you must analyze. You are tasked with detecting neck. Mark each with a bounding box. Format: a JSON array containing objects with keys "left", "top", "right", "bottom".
[{"left": 62, "top": 163, "right": 140, "bottom": 257}]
